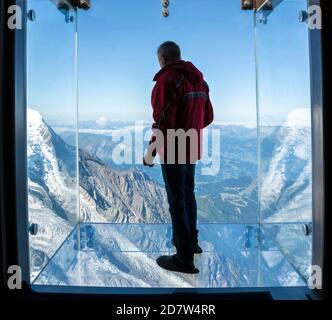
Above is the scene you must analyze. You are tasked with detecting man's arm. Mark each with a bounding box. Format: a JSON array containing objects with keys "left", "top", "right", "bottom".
[
  {"left": 144, "top": 74, "right": 176, "bottom": 166},
  {"left": 151, "top": 75, "right": 177, "bottom": 131},
  {"left": 204, "top": 84, "right": 214, "bottom": 128}
]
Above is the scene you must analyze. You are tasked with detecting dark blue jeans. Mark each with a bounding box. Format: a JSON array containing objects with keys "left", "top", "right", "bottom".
[{"left": 161, "top": 164, "right": 198, "bottom": 265}]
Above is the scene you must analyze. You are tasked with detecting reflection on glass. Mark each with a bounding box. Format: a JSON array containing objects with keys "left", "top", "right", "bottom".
[
  {"left": 33, "top": 226, "right": 79, "bottom": 286},
  {"left": 255, "top": 0, "right": 312, "bottom": 223},
  {"left": 262, "top": 224, "right": 312, "bottom": 280},
  {"left": 27, "top": 0, "right": 78, "bottom": 281},
  {"left": 70, "top": 0, "right": 259, "bottom": 225},
  {"left": 255, "top": 0, "right": 313, "bottom": 280},
  {"left": 34, "top": 224, "right": 305, "bottom": 287}
]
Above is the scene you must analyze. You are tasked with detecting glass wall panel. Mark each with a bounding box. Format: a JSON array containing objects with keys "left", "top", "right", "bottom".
[
  {"left": 27, "top": 0, "right": 314, "bottom": 289},
  {"left": 27, "top": 0, "right": 78, "bottom": 281},
  {"left": 255, "top": 0, "right": 312, "bottom": 279},
  {"left": 68, "top": 0, "right": 259, "bottom": 224}
]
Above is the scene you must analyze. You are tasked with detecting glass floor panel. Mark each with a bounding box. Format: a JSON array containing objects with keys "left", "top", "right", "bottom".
[{"left": 33, "top": 223, "right": 307, "bottom": 288}]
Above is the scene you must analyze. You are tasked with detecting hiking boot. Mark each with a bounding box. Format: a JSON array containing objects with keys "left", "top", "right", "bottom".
[
  {"left": 156, "top": 255, "right": 199, "bottom": 274},
  {"left": 193, "top": 244, "right": 203, "bottom": 254}
]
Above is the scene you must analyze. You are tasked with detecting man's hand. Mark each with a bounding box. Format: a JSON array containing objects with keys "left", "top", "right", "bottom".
[
  {"left": 144, "top": 134, "right": 158, "bottom": 167},
  {"left": 143, "top": 154, "right": 154, "bottom": 167}
]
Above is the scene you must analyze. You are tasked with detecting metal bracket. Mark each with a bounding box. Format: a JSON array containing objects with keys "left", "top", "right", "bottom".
[
  {"left": 27, "top": 10, "right": 36, "bottom": 22},
  {"left": 51, "top": 0, "right": 91, "bottom": 11},
  {"left": 241, "top": 0, "right": 273, "bottom": 10},
  {"left": 29, "top": 223, "right": 38, "bottom": 236},
  {"left": 68, "top": 0, "right": 91, "bottom": 10},
  {"left": 303, "top": 223, "right": 313, "bottom": 236},
  {"left": 299, "top": 10, "right": 309, "bottom": 23}
]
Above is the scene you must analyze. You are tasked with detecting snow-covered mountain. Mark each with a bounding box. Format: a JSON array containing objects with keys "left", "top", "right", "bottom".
[
  {"left": 27, "top": 108, "right": 169, "bottom": 279},
  {"left": 79, "top": 150, "right": 169, "bottom": 223},
  {"left": 58, "top": 110, "right": 312, "bottom": 224},
  {"left": 28, "top": 108, "right": 311, "bottom": 286},
  {"left": 28, "top": 108, "right": 78, "bottom": 279},
  {"left": 260, "top": 108, "right": 312, "bottom": 222},
  {"left": 28, "top": 108, "right": 78, "bottom": 223}
]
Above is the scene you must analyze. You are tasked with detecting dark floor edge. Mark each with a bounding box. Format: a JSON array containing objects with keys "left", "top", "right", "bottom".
[{"left": 29, "top": 284, "right": 320, "bottom": 300}]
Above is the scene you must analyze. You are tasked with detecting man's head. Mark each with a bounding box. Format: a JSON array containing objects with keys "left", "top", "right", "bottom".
[{"left": 157, "top": 41, "right": 181, "bottom": 68}]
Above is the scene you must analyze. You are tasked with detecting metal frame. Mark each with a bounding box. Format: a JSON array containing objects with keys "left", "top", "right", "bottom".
[
  {"left": 50, "top": 0, "right": 91, "bottom": 10},
  {"left": 310, "top": 0, "right": 330, "bottom": 295},
  {"left": 241, "top": 0, "right": 282, "bottom": 11},
  {"left": 308, "top": 0, "right": 326, "bottom": 287},
  {"left": 30, "top": 284, "right": 319, "bottom": 300},
  {"left": 14, "top": 0, "right": 30, "bottom": 286},
  {"left": 0, "top": 0, "right": 29, "bottom": 292},
  {"left": 241, "top": 0, "right": 268, "bottom": 10},
  {"left": 253, "top": 0, "right": 327, "bottom": 293}
]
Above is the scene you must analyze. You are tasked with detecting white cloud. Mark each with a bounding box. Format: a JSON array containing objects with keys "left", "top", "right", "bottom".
[{"left": 96, "top": 116, "right": 108, "bottom": 128}]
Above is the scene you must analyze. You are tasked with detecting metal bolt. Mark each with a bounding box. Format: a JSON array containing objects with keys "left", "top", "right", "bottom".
[
  {"left": 242, "top": 0, "right": 253, "bottom": 10},
  {"left": 29, "top": 223, "right": 38, "bottom": 235},
  {"left": 162, "top": 0, "right": 169, "bottom": 8},
  {"left": 64, "top": 13, "right": 75, "bottom": 24},
  {"left": 27, "top": 9, "right": 36, "bottom": 22},
  {"left": 299, "top": 10, "right": 308, "bottom": 23},
  {"left": 259, "top": 16, "right": 268, "bottom": 24},
  {"left": 303, "top": 224, "right": 312, "bottom": 236},
  {"left": 162, "top": 8, "right": 169, "bottom": 18}
]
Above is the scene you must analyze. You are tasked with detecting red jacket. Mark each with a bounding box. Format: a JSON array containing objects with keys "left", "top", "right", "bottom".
[{"left": 151, "top": 60, "right": 214, "bottom": 164}]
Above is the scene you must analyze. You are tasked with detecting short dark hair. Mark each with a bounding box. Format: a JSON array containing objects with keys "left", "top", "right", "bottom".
[{"left": 157, "top": 41, "right": 181, "bottom": 60}]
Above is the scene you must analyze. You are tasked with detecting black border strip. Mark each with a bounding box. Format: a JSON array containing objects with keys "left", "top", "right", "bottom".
[
  {"left": 0, "top": 0, "right": 29, "bottom": 295},
  {"left": 320, "top": 0, "right": 331, "bottom": 297},
  {"left": 0, "top": 0, "right": 329, "bottom": 301}
]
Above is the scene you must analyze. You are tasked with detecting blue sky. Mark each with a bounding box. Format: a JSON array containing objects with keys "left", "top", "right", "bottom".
[{"left": 27, "top": 0, "right": 310, "bottom": 126}]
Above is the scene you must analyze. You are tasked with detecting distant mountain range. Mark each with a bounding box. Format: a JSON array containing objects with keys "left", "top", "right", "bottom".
[
  {"left": 57, "top": 109, "right": 312, "bottom": 224},
  {"left": 27, "top": 108, "right": 312, "bottom": 284}
]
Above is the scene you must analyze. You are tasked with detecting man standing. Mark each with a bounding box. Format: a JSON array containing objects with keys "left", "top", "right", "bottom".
[{"left": 144, "top": 41, "right": 214, "bottom": 274}]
